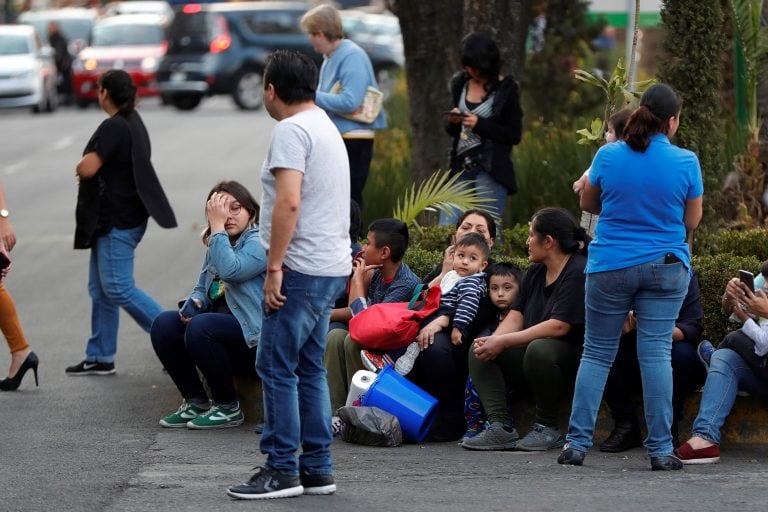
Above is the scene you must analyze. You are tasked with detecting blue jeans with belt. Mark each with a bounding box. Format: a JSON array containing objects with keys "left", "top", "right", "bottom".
[
  {"left": 85, "top": 222, "right": 163, "bottom": 363},
  {"left": 256, "top": 270, "right": 346, "bottom": 476},
  {"left": 565, "top": 257, "right": 689, "bottom": 457}
]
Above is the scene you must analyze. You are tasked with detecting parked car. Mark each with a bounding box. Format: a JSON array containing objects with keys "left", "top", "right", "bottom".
[
  {"left": 0, "top": 24, "right": 58, "bottom": 113},
  {"left": 157, "top": 1, "right": 321, "bottom": 111},
  {"left": 71, "top": 14, "right": 168, "bottom": 107},
  {"left": 340, "top": 10, "right": 403, "bottom": 97},
  {"left": 17, "top": 7, "right": 97, "bottom": 57}
]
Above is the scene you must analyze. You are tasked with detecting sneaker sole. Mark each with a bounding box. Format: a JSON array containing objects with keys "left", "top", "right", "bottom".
[
  {"left": 186, "top": 418, "right": 244, "bottom": 430},
  {"left": 66, "top": 370, "right": 116, "bottom": 376},
  {"left": 515, "top": 439, "right": 565, "bottom": 452},
  {"left": 303, "top": 484, "right": 336, "bottom": 495},
  {"left": 460, "top": 441, "right": 517, "bottom": 451},
  {"left": 227, "top": 486, "right": 304, "bottom": 500},
  {"left": 680, "top": 457, "right": 720, "bottom": 464},
  {"left": 159, "top": 419, "right": 193, "bottom": 428}
]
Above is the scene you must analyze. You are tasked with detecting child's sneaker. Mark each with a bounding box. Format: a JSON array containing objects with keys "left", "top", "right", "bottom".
[
  {"left": 394, "top": 342, "right": 420, "bottom": 375},
  {"left": 360, "top": 350, "right": 394, "bottom": 372},
  {"left": 159, "top": 400, "right": 211, "bottom": 428},
  {"left": 186, "top": 403, "right": 244, "bottom": 429},
  {"left": 697, "top": 340, "right": 715, "bottom": 370},
  {"left": 331, "top": 415, "right": 344, "bottom": 437}
]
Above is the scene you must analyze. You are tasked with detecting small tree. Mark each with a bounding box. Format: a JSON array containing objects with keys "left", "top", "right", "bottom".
[{"left": 659, "top": 0, "right": 726, "bottom": 225}]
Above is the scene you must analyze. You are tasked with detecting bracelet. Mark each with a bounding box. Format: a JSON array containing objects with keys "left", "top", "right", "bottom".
[{"left": 267, "top": 267, "right": 283, "bottom": 273}]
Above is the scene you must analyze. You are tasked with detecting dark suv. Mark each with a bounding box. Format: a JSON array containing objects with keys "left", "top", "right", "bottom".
[{"left": 157, "top": 2, "right": 320, "bottom": 111}]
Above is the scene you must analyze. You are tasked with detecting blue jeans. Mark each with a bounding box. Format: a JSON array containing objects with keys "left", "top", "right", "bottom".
[
  {"left": 85, "top": 222, "right": 163, "bottom": 363},
  {"left": 150, "top": 310, "right": 256, "bottom": 404},
  {"left": 256, "top": 271, "right": 346, "bottom": 476},
  {"left": 438, "top": 170, "right": 508, "bottom": 227},
  {"left": 691, "top": 348, "right": 768, "bottom": 445},
  {"left": 566, "top": 257, "right": 689, "bottom": 457}
]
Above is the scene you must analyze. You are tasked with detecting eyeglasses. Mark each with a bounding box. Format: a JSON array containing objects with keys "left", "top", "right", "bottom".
[{"left": 228, "top": 203, "right": 243, "bottom": 215}]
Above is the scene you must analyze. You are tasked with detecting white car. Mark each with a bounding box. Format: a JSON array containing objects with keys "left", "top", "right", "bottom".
[{"left": 0, "top": 25, "right": 58, "bottom": 113}]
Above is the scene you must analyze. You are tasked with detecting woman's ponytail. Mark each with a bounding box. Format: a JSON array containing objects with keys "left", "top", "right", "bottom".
[{"left": 623, "top": 83, "right": 682, "bottom": 153}]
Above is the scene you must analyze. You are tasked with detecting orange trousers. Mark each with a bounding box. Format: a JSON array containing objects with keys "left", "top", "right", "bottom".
[{"left": 0, "top": 283, "right": 28, "bottom": 353}]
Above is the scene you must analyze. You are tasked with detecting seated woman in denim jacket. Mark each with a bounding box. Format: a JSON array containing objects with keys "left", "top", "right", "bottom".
[{"left": 150, "top": 181, "right": 266, "bottom": 430}]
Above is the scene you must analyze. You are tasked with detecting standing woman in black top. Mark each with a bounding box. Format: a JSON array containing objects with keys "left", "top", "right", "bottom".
[
  {"left": 66, "top": 69, "right": 177, "bottom": 376},
  {"left": 441, "top": 32, "right": 523, "bottom": 227}
]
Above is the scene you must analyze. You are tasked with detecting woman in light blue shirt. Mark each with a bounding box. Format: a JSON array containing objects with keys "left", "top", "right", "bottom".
[
  {"left": 300, "top": 4, "right": 387, "bottom": 208},
  {"left": 559, "top": 84, "right": 704, "bottom": 470}
]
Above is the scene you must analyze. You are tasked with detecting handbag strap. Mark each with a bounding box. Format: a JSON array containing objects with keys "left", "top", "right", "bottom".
[{"left": 406, "top": 284, "right": 426, "bottom": 310}]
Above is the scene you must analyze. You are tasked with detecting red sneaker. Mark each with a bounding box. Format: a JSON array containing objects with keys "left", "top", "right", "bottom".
[
  {"left": 360, "top": 350, "right": 394, "bottom": 372},
  {"left": 675, "top": 442, "right": 721, "bottom": 464}
]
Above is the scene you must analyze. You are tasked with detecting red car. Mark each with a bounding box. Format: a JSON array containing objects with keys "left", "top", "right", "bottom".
[{"left": 72, "top": 14, "right": 167, "bottom": 107}]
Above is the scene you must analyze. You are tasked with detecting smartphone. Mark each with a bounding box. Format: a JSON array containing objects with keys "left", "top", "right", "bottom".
[
  {"left": 443, "top": 110, "right": 468, "bottom": 117},
  {"left": 739, "top": 269, "right": 755, "bottom": 292},
  {"left": 179, "top": 298, "right": 200, "bottom": 318},
  {"left": 0, "top": 253, "right": 9, "bottom": 271}
]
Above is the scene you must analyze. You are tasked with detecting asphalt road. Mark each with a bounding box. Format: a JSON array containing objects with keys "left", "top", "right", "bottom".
[{"left": 1, "top": 99, "right": 768, "bottom": 512}]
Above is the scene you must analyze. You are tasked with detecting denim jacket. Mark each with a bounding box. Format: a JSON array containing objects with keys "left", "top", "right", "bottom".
[{"left": 185, "top": 226, "right": 266, "bottom": 348}]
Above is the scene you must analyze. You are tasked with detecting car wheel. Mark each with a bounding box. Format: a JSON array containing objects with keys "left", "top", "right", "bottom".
[
  {"left": 231, "top": 69, "right": 263, "bottom": 110},
  {"left": 171, "top": 95, "right": 202, "bottom": 111},
  {"left": 76, "top": 98, "right": 91, "bottom": 109}
]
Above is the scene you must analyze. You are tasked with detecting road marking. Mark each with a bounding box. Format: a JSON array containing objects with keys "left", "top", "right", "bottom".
[
  {"left": 52, "top": 136, "right": 75, "bottom": 151},
  {"left": 3, "top": 161, "right": 28, "bottom": 175}
]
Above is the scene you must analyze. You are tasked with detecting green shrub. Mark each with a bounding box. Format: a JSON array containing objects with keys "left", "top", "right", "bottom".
[
  {"left": 410, "top": 225, "right": 453, "bottom": 252},
  {"left": 508, "top": 121, "right": 593, "bottom": 225},
  {"left": 403, "top": 247, "right": 442, "bottom": 279},
  {"left": 501, "top": 223, "right": 531, "bottom": 258},
  {"left": 693, "top": 253, "right": 762, "bottom": 343},
  {"left": 694, "top": 227, "right": 768, "bottom": 258}
]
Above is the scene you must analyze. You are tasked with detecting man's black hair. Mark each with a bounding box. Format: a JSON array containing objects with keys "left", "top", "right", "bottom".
[
  {"left": 367, "top": 218, "right": 409, "bottom": 263},
  {"left": 263, "top": 50, "right": 317, "bottom": 104}
]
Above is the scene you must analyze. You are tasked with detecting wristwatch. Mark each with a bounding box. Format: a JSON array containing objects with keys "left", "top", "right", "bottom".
[{"left": 0, "top": 209, "right": 8, "bottom": 218}]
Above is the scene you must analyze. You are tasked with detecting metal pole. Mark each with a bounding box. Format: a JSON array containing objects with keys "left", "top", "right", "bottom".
[{"left": 624, "top": 0, "right": 637, "bottom": 88}]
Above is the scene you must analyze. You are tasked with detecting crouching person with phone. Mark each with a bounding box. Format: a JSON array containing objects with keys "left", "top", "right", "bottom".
[
  {"left": 150, "top": 181, "right": 266, "bottom": 429},
  {"left": 676, "top": 271, "right": 768, "bottom": 464}
]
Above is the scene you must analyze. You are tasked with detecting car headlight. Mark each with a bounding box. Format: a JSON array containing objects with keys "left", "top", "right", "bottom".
[
  {"left": 141, "top": 57, "right": 158, "bottom": 72},
  {"left": 84, "top": 59, "right": 98, "bottom": 71}
]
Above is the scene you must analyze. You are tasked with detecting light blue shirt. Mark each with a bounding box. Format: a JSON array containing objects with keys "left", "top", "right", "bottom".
[
  {"left": 587, "top": 134, "right": 703, "bottom": 273},
  {"left": 315, "top": 39, "right": 387, "bottom": 133}
]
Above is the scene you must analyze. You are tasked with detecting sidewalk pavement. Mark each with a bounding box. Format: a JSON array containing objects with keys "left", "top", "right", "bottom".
[{"left": 107, "top": 422, "right": 768, "bottom": 512}]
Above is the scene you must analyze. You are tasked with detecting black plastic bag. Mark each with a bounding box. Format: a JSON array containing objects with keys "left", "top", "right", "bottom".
[{"left": 336, "top": 406, "right": 403, "bottom": 447}]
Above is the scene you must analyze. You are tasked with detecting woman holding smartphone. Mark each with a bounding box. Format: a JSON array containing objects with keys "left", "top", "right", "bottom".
[{"left": 150, "top": 181, "right": 266, "bottom": 429}]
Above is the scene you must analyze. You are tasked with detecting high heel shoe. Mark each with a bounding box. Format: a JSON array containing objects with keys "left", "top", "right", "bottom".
[{"left": 0, "top": 351, "right": 39, "bottom": 391}]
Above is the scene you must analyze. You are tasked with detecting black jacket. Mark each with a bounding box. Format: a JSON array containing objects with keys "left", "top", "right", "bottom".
[{"left": 446, "top": 72, "right": 523, "bottom": 193}]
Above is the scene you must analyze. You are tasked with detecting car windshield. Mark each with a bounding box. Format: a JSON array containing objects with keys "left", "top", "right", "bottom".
[
  {"left": 0, "top": 34, "right": 32, "bottom": 55},
  {"left": 92, "top": 23, "right": 164, "bottom": 46},
  {"left": 22, "top": 18, "right": 94, "bottom": 45}
]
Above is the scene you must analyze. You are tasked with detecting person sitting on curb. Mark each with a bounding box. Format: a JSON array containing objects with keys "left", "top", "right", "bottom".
[
  {"left": 360, "top": 232, "right": 490, "bottom": 376},
  {"left": 676, "top": 273, "right": 768, "bottom": 464},
  {"left": 324, "top": 218, "right": 420, "bottom": 425},
  {"left": 463, "top": 207, "right": 588, "bottom": 452},
  {"left": 150, "top": 181, "right": 265, "bottom": 429},
  {"left": 599, "top": 270, "right": 705, "bottom": 451}
]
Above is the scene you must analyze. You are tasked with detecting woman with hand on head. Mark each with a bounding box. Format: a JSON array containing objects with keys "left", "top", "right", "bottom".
[
  {"left": 150, "top": 181, "right": 266, "bottom": 429},
  {"left": 67, "top": 69, "right": 176, "bottom": 376},
  {"left": 0, "top": 181, "right": 38, "bottom": 392}
]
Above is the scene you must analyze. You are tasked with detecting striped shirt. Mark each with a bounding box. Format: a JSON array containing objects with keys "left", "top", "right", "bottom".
[{"left": 439, "top": 271, "right": 487, "bottom": 334}]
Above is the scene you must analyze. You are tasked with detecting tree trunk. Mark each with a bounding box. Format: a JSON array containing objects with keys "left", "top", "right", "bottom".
[{"left": 391, "top": 1, "right": 530, "bottom": 183}]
